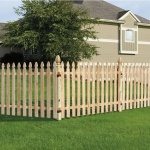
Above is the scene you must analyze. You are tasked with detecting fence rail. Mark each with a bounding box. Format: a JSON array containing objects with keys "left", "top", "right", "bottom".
[{"left": 0, "top": 56, "right": 150, "bottom": 120}]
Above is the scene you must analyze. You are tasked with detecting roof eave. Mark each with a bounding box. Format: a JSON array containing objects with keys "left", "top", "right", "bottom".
[
  {"left": 136, "top": 22, "right": 150, "bottom": 27},
  {"left": 91, "top": 18, "right": 125, "bottom": 24}
]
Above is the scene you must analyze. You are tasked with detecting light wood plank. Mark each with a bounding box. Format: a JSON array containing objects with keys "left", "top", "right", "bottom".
[
  {"left": 1, "top": 64, "right": 5, "bottom": 115},
  {"left": 34, "top": 62, "right": 38, "bottom": 117},
  {"left": 72, "top": 62, "right": 76, "bottom": 117},
  {"left": 92, "top": 63, "right": 95, "bottom": 114},
  {"left": 23, "top": 63, "right": 27, "bottom": 116},
  {"left": 96, "top": 63, "right": 100, "bottom": 113},
  {"left": 82, "top": 63, "right": 86, "bottom": 115},
  {"left": 6, "top": 63, "right": 10, "bottom": 115},
  {"left": 77, "top": 62, "right": 81, "bottom": 116},
  {"left": 61, "top": 62, "right": 65, "bottom": 118},
  {"left": 17, "top": 63, "right": 21, "bottom": 116},
  {"left": 46, "top": 62, "right": 51, "bottom": 118},
  {"left": 101, "top": 63, "right": 104, "bottom": 113},
  {"left": 66, "top": 62, "right": 70, "bottom": 118},
  {"left": 28, "top": 62, "right": 32, "bottom": 117},
  {"left": 87, "top": 63, "right": 91, "bottom": 115},
  {"left": 40, "top": 62, "right": 45, "bottom": 118},
  {"left": 12, "top": 63, "right": 16, "bottom": 116}
]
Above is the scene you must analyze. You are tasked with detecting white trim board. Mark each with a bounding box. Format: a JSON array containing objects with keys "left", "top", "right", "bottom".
[
  {"left": 86, "top": 38, "right": 118, "bottom": 43},
  {"left": 138, "top": 41, "right": 150, "bottom": 45},
  {"left": 86, "top": 38, "right": 150, "bottom": 45}
]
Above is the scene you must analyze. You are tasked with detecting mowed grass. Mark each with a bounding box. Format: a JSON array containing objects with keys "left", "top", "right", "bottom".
[{"left": 0, "top": 108, "right": 150, "bottom": 150}]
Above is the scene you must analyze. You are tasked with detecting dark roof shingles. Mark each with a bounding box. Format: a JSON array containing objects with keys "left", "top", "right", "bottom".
[{"left": 73, "top": 0, "right": 150, "bottom": 24}]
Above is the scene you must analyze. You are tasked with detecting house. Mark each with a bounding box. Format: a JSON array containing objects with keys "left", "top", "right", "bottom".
[
  {"left": 74, "top": 0, "right": 150, "bottom": 62},
  {"left": 0, "top": 0, "right": 150, "bottom": 62}
]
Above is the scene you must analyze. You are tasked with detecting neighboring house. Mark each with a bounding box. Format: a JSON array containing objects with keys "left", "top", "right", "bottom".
[
  {"left": 74, "top": 0, "right": 150, "bottom": 62},
  {"left": 0, "top": 0, "right": 150, "bottom": 62}
]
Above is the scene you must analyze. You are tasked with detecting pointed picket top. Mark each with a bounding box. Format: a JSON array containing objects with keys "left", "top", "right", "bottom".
[
  {"left": 29, "top": 62, "right": 32, "bottom": 68},
  {"left": 40, "top": 62, "right": 44, "bottom": 68},
  {"left": 17, "top": 63, "right": 21, "bottom": 68},
  {"left": 66, "top": 61, "right": 70, "bottom": 70},
  {"left": 12, "top": 63, "right": 15, "bottom": 68},
  {"left": 47, "top": 61, "right": 50, "bottom": 68},
  {"left": 23, "top": 62, "right": 26, "bottom": 68},
  {"left": 72, "top": 62, "right": 75, "bottom": 69},
  {"left": 55, "top": 55, "right": 61, "bottom": 64},
  {"left": 35, "top": 62, "right": 38, "bottom": 68},
  {"left": 7, "top": 63, "right": 10, "bottom": 68},
  {"left": 2, "top": 63, "right": 5, "bottom": 69}
]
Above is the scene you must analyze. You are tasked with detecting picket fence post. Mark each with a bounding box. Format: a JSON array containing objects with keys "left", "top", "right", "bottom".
[
  {"left": 53, "top": 55, "right": 62, "bottom": 120},
  {"left": 118, "top": 57, "right": 123, "bottom": 112}
]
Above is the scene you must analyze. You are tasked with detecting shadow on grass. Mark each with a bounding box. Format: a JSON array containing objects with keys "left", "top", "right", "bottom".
[{"left": 0, "top": 115, "right": 55, "bottom": 122}]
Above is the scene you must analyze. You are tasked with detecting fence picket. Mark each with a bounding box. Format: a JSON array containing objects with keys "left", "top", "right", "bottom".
[
  {"left": 101, "top": 63, "right": 104, "bottom": 113},
  {"left": 122, "top": 63, "right": 125, "bottom": 110},
  {"left": 1, "top": 64, "right": 5, "bottom": 115},
  {"left": 87, "top": 63, "right": 91, "bottom": 115},
  {"left": 6, "top": 63, "right": 10, "bottom": 115},
  {"left": 17, "top": 63, "right": 21, "bottom": 116},
  {"left": 92, "top": 63, "right": 95, "bottom": 114},
  {"left": 12, "top": 63, "right": 16, "bottom": 116},
  {"left": 61, "top": 62, "right": 65, "bottom": 118},
  {"left": 82, "top": 63, "right": 86, "bottom": 115},
  {"left": 77, "top": 62, "right": 81, "bottom": 116},
  {"left": 109, "top": 63, "right": 113, "bottom": 112},
  {"left": 114, "top": 63, "right": 117, "bottom": 111},
  {"left": 66, "top": 62, "right": 70, "bottom": 118},
  {"left": 137, "top": 64, "right": 140, "bottom": 108},
  {"left": 141, "top": 64, "right": 144, "bottom": 108},
  {"left": 28, "top": 63, "right": 32, "bottom": 117},
  {"left": 96, "top": 63, "right": 100, "bottom": 113},
  {"left": 23, "top": 63, "right": 27, "bottom": 116},
  {"left": 144, "top": 64, "right": 147, "bottom": 107},
  {"left": 133, "top": 64, "right": 137, "bottom": 109},
  {"left": 72, "top": 62, "right": 76, "bottom": 117},
  {"left": 105, "top": 63, "right": 109, "bottom": 112},
  {"left": 34, "top": 62, "right": 38, "bottom": 117},
  {"left": 40, "top": 62, "right": 45, "bottom": 118},
  {"left": 129, "top": 64, "right": 133, "bottom": 109},
  {"left": 148, "top": 64, "right": 150, "bottom": 107},
  {"left": 46, "top": 62, "right": 51, "bottom": 118}
]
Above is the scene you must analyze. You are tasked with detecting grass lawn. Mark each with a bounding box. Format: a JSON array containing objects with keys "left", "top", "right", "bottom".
[{"left": 0, "top": 108, "right": 149, "bottom": 150}]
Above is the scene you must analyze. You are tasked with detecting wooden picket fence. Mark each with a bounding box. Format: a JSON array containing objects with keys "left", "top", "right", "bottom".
[{"left": 0, "top": 56, "right": 150, "bottom": 120}]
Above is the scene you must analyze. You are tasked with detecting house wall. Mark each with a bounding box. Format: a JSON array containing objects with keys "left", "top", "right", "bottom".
[{"left": 87, "top": 21, "right": 150, "bottom": 63}]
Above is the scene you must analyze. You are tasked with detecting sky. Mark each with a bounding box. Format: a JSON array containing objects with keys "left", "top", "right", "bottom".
[{"left": 0, "top": 0, "right": 150, "bottom": 23}]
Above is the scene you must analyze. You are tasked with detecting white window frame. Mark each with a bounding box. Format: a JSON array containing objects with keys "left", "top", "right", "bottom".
[
  {"left": 125, "top": 29, "right": 135, "bottom": 43},
  {"left": 120, "top": 26, "right": 138, "bottom": 55}
]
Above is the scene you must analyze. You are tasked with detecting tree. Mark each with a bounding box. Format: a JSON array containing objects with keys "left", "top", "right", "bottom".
[{"left": 3, "top": 0, "right": 97, "bottom": 62}]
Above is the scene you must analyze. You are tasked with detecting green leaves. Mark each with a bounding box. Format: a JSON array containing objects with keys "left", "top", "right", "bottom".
[{"left": 3, "top": 0, "right": 98, "bottom": 62}]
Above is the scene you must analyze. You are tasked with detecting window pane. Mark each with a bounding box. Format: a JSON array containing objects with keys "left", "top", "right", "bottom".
[{"left": 125, "top": 30, "right": 134, "bottom": 42}]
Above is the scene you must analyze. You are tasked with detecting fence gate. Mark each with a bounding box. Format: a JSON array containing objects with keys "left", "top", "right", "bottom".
[{"left": 0, "top": 56, "right": 150, "bottom": 120}]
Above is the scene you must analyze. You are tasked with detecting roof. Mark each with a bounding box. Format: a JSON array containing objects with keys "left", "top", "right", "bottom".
[{"left": 73, "top": 0, "right": 150, "bottom": 24}]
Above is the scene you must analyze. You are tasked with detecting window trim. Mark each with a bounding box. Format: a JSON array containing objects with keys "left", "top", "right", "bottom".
[{"left": 120, "top": 25, "right": 138, "bottom": 55}]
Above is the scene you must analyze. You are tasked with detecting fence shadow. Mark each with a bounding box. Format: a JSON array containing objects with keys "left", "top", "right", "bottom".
[{"left": 0, "top": 115, "right": 55, "bottom": 122}]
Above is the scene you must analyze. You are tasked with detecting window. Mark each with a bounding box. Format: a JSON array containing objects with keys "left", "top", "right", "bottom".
[{"left": 125, "top": 30, "right": 134, "bottom": 42}]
